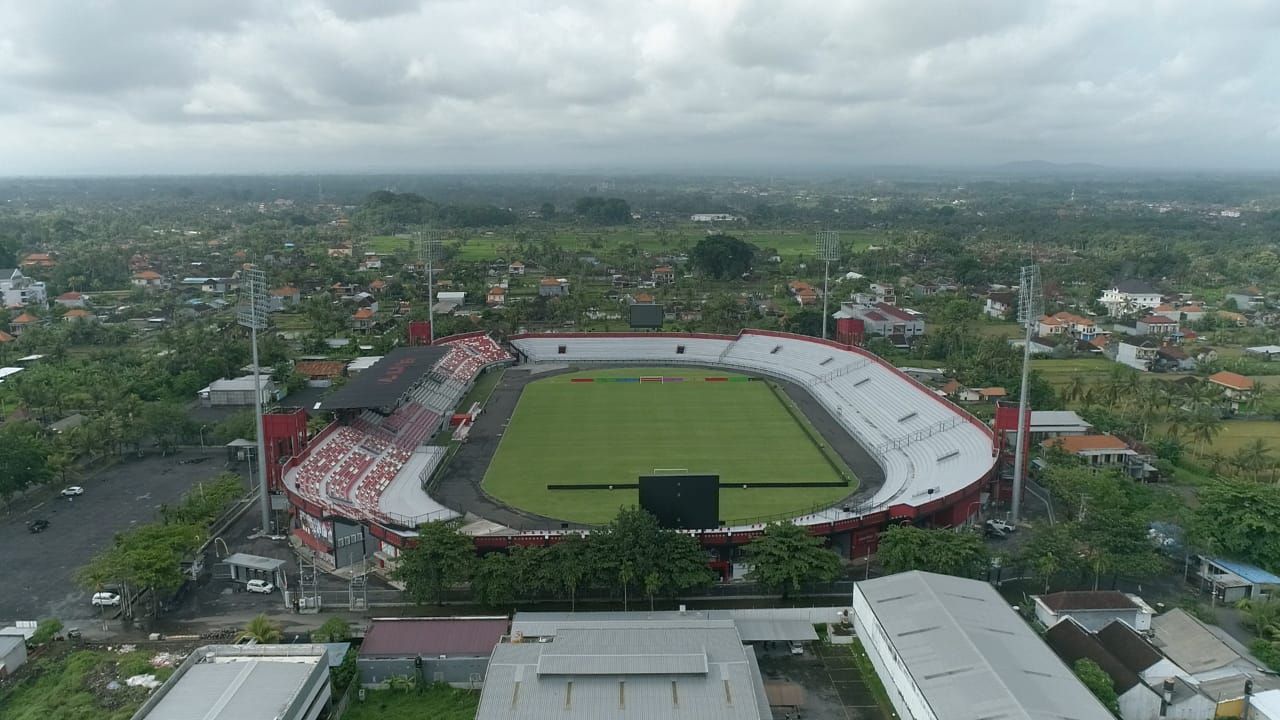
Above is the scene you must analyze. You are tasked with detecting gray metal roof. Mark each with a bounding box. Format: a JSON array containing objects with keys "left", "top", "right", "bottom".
[
  {"left": 477, "top": 625, "right": 769, "bottom": 720},
  {"left": 135, "top": 645, "right": 327, "bottom": 720},
  {"left": 512, "top": 610, "right": 818, "bottom": 642},
  {"left": 222, "top": 553, "right": 286, "bottom": 573},
  {"left": 855, "top": 571, "right": 1114, "bottom": 720},
  {"left": 1150, "top": 608, "right": 1256, "bottom": 676}
]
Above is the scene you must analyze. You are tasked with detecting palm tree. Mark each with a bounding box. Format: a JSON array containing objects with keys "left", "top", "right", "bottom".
[
  {"left": 241, "top": 613, "right": 283, "bottom": 644},
  {"left": 1187, "top": 409, "right": 1224, "bottom": 452},
  {"left": 1063, "top": 375, "right": 1088, "bottom": 405},
  {"left": 1234, "top": 439, "right": 1273, "bottom": 482}
]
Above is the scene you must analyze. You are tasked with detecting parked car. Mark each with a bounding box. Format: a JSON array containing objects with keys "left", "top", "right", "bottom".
[
  {"left": 986, "top": 519, "right": 1016, "bottom": 534},
  {"left": 245, "top": 579, "right": 275, "bottom": 594},
  {"left": 789, "top": 641, "right": 805, "bottom": 655},
  {"left": 91, "top": 592, "right": 122, "bottom": 607},
  {"left": 60, "top": 486, "right": 85, "bottom": 497},
  {"left": 27, "top": 519, "right": 49, "bottom": 534}
]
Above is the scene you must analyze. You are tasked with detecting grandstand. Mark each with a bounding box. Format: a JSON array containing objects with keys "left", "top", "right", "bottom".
[
  {"left": 282, "top": 334, "right": 512, "bottom": 530},
  {"left": 508, "top": 330, "right": 996, "bottom": 524}
]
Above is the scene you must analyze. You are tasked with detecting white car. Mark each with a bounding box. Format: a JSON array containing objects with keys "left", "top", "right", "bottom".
[
  {"left": 245, "top": 579, "right": 275, "bottom": 594},
  {"left": 789, "top": 641, "right": 805, "bottom": 655},
  {"left": 61, "top": 486, "right": 85, "bottom": 497},
  {"left": 986, "top": 519, "right": 1017, "bottom": 534},
  {"left": 92, "top": 592, "right": 121, "bottom": 607}
]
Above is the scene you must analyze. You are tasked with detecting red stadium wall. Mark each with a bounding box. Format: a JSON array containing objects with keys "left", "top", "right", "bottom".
[
  {"left": 407, "top": 320, "right": 432, "bottom": 346},
  {"left": 262, "top": 409, "right": 309, "bottom": 490}
]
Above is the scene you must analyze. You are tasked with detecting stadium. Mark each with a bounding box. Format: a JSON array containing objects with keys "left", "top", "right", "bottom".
[{"left": 269, "top": 328, "right": 1001, "bottom": 574}]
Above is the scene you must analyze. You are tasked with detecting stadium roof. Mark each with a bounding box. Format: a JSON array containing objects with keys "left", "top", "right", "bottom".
[
  {"left": 854, "top": 571, "right": 1114, "bottom": 720},
  {"left": 359, "top": 617, "right": 509, "bottom": 657},
  {"left": 131, "top": 644, "right": 328, "bottom": 720},
  {"left": 318, "top": 346, "right": 448, "bottom": 410},
  {"left": 477, "top": 624, "right": 771, "bottom": 720}
]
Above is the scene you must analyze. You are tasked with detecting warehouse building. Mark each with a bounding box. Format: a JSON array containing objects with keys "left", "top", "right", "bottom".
[
  {"left": 129, "top": 644, "right": 330, "bottom": 720},
  {"left": 851, "top": 571, "right": 1114, "bottom": 720}
]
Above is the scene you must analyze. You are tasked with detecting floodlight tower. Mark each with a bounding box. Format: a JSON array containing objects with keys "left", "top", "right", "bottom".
[
  {"left": 418, "top": 229, "right": 444, "bottom": 344},
  {"left": 237, "top": 265, "right": 273, "bottom": 533},
  {"left": 1011, "top": 264, "right": 1042, "bottom": 522},
  {"left": 815, "top": 231, "right": 841, "bottom": 340}
]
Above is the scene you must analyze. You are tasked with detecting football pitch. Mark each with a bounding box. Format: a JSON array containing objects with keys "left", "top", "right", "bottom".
[{"left": 482, "top": 367, "right": 857, "bottom": 524}]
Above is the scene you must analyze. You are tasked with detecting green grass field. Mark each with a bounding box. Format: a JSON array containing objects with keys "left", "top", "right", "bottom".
[
  {"left": 482, "top": 367, "right": 855, "bottom": 524},
  {"left": 343, "top": 687, "right": 478, "bottom": 720}
]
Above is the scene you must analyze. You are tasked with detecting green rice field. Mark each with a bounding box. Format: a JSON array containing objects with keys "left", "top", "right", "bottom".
[{"left": 481, "top": 367, "right": 856, "bottom": 524}]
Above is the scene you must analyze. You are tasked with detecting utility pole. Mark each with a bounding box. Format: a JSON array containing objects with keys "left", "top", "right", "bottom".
[
  {"left": 1011, "top": 264, "right": 1042, "bottom": 522},
  {"left": 815, "top": 231, "right": 840, "bottom": 340},
  {"left": 238, "top": 265, "right": 273, "bottom": 533}
]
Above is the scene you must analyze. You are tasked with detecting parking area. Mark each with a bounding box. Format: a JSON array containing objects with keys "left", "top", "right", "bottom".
[
  {"left": 757, "top": 642, "right": 893, "bottom": 720},
  {"left": 0, "top": 449, "right": 246, "bottom": 624}
]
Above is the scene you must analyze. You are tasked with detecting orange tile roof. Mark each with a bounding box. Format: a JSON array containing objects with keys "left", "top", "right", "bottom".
[
  {"left": 294, "top": 360, "right": 345, "bottom": 378},
  {"left": 270, "top": 286, "right": 299, "bottom": 296},
  {"left": 1141, "top": 315, "right": 1177, "bottom": 324},
  {"left": 1208, "top": 371, "right": 1254, "bottom": 391},
  {"left": 57, "top": 291, "right": 82, "bottom": 300},
  {"left": 488, "top": 286, "right": 506, "bottom": 295},
  {"left": 978, "top": 387, "right": 1007, "bottom": 398},
  {"left": 133, "top": 270, "right": 161, "bottom": 280},
  {"left": 0, "top": 330, "right": 14, "bottom": 342},
  {"left": 1042, "top": 434, "right": 1131, "bottom": 452},
  {"left": 63, "top": 308, "right": 91, "bottom": 318},
  {"left": 352, "top": 307, "right": 374, "bottom": 320}
]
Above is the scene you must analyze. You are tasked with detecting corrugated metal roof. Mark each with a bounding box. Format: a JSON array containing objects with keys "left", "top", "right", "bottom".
[
  {"left": 359, "top": 617, "right": 508, "bottom": 658},
  {"left": 477, "top": 625, "right": 768, "bottom": 720},
  {"left": 1208, "top": 557, "right": 1280, "bottom": 585},
  {"left": 537, "top": 652, "right": 708, "bottom": 676},
  {"left": 732, "top": 619, "right": 818, "bottom": 642},
  {"left": 855, "top": 571, "right": 1114, "bottom": 720}
]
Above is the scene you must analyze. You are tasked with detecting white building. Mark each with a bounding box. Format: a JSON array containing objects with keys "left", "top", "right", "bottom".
[
  {"left": 1033, "top": 590, "right": 1154, "bottom": 632},
  {"left": 690, "top": 213, "right": 740, "bottom": 222},
  {"left": 130, "top": 644, "right": 331, "bottom": 720},
  {"left": 0, "top": 268, "right": 47, "bottom": 308},
  {"left": 1101, "top": 280, "right": 1163, "bottom": 317},
  {"left": 1117, "top": 339, "right": 1159, "bottom": 371},
  {"left": 852, "top": 571, "right": 1114, "bottom": 720},
  {"left": 198, "top": 375, "right": 279, "bottom": 407}
]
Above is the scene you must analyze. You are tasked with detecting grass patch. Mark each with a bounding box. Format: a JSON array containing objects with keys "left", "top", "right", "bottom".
[
  {"left": 0, "top": 649, "right": 175, "bottom": 720},
  {"left": 1205, "top": 420, "right": 1280, "bottom": 454},
  {"left": 458, "top": 366, "right": 505, "bottom": 410},
  {"left": 847, "top": 638, "right": 901, "bottom": 720},
  {"left": 482, "top": 367, "right": 856, "bottom": 524},
  {"left": 1031, "top": 357, "right": 1116, "bottom": 388},
  {"left": 342, "top": 686, "right": 479, "bottom": 720}
]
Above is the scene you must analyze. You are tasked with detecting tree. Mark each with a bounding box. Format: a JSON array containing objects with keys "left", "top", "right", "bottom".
[
  {"left": 1186, "top": 408, "right": 1223, "bottom": 451},
  {"left": 689, "top": 235, "right": 755, "bottom": 280},
  {"left": 0, "top": 422, "right": 52, "bottom": 498},
  {"left": 312, "top": 617, "right": 352, "bottom": 643},
  {"left": 573, "top": 197, "right": 632, "bottom": 225},
  {"left": 392, "top": 519, "right": 475, "bottom": 605},
  {"left": 1191, "top": 479, "right": 1280, "bottom": 571},
  {"left": 143, "top": 402, "right": 194, "bottom": 455},
  {"left": 1073, "top": 658, "right": 1120, "bottom": 714},
  {"left": 242, "top": 614, "right": 283, "bottom": 643},
  {"left": 539, "top": 202, "right": 556, "bottom": 220},
  {"left": 785, "top": 309, "right": 824, "bottom": 338},
  {"left": 877, "top": 525, "right": 989, "bottom": 577},
  {"left": 545, "top": 533, "right": 591, "bottom": 611},
  {"left": 1020, "top": 522, "right": 1084, "bottom": 593},
  {"left": 744, "top": 521, "right": 841, "bottom": 598},
  {"left": 470, "top": 552, "right": 518, "bottom": 609}
]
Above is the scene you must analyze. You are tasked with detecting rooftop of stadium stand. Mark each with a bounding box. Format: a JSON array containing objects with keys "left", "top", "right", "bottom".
[{"left": 319, "top": 346, "right": 449, "bottom": 410}]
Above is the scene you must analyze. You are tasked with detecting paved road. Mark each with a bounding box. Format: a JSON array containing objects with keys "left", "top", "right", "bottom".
[{"left": 0, "top": 450, "right": 243, "bottom": 624}]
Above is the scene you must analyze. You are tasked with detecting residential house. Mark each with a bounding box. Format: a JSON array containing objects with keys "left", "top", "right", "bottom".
[
  {"left": 912, "top": 280, "right": 957, "bottom": 297},
  {"left": 485, "top": 286, "right": 507, "bottom": 307},
  {"left": 1101, "top": 280, "right": 1163, "bottom": 317},
  {"left": 689, "top": 212, "right": 739, "bottom": 222},
  {"left": 269, "top": 286, "right": 302, "bottom": 311},
  {"left": 1038, "top": 311, "right": 1098, "bottom": 340},
  {"left": 1178, "top": 304, "right": 1206, "bottom": 322},
  {"left": 652, "top": 265, "right": 675, "bottom": 284},
  {"left": 293, "top": 361, "right": 346, "bottom": 388},
  {"left": 959, "top": 387, "right": 1007, "bottom": 402},
  {"left": 198, "top": 375, "right": 280, "bottom": 406},
  {"left": 350, "top": 307, "right": 376, "bottom": 332},
  {"left": 1196, "top": 557, "right": 1280, "bottom": 604},
  {"left": 0, "top": 268, "right": 47, "bottom": 308},
  {"left": 629, "top": 292, "right": 655, "bottom": 304},
  {"left": 1216, "top": 310, "right": 1248, "bottom": 327},
  {"left": 1154, "top": 344, "right": 1195, "bottom": 372},
  {"left": 1033, "top": 590, "right": 1154, "bottom": 632},
  {"left": 1028, "top": 410, "right": 1094, "bottom": 443},
  {"left": 20, "top": 252, "right": 56, "bottom": 269},
  {"left": 508, "top": 260, "right": 526, "bottom": 275},
  {"left": 538, "top": 278, "right": 569, "bottom": 297},
  {"left": 359, "top": 253, "right": 382, "bottom": 271},
  {"left": 368, "top": 279, "right": 387, "bottom": 294},
  {"left": 327, "top": 245, "right": 353, "bottom": 258},
  {"left": 9, "top": 312, "right": 39, "bottom": 336},
  {"left": 869, "top": 282, "right": 896, "bottom": 305},
  {"left": 1136, "top": 315, "right": 1179, "bottom": 336},
  {"left": 54, "top": 291, "right": 87, "bottom": 308},
  {"left": 1045, "top": 619, "right": 1216, "bottom": 720},
  {"left": 0, "top": 330, "right": 15, "bottom": 344},
  {"left": 1226, "top": 287, "right": 1265, "bottom": 311},
  {"left": 1116, "top": 338, "right": 1159, "bottom": 371},
  {"left": 62, "top": 308, "right": 95, "bottom": 323},
  {"left": 1042, "top": 434, "right": 1153, "bottom": 479},
  {"left": 131, "top": 270, "right": 165, "bottom": 289},
  {"left": 1206, "top": 371, "right": 1254, "bottom": 403},
  {"left": 1150, "top": 609, "right": 1279, "bottom": 718},
  {"left": 984, "top": 292, "right": 1015, "bottom": 319}
]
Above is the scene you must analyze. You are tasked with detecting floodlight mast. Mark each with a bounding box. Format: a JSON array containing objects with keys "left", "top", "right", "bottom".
[
  {"left": 815, "top": 231, "right": 840, "bottom": 340},
  {"left": 237, "top": 265, "right": 273, "bottom": 533},
  {"left": 1011, "top": 264, "right": 1042, "bottom": 523},
  {"left": 418, "top": 229, "right": 444, "bottom": 345}
]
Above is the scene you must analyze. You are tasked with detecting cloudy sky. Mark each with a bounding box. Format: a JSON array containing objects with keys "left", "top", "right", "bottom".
[{"left": 1, "top": 0, "right": 1278, "bottom": 175}]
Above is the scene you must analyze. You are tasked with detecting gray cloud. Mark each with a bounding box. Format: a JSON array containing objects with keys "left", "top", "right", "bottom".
[{"left": 0, "top": 0, "right": 1277, "bottom": 174}]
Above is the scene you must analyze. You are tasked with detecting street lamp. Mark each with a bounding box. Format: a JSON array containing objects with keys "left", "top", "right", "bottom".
[{"left": 199, "top": 424, "right": 209, "bottom": 450}]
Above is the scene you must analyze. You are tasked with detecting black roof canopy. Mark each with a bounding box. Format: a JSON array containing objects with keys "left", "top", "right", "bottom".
[{"left": 318, "top": 346, "right": 448, "bottom": 411}]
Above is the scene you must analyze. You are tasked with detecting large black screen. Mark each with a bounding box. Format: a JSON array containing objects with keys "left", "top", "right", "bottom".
[
  {"left": 638, "top": 474, "right": 719, "bottom": 529},
  {"left": 629, "top": 303, "right": 664, "bottom": 329}
]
